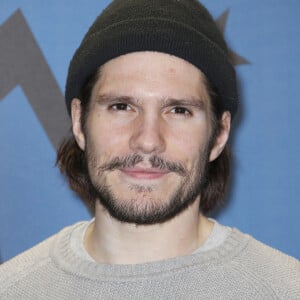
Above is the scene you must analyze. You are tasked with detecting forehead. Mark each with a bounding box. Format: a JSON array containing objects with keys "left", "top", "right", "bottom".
[{"left": 91, "top": 51, "right": 211, "bottom": 106}]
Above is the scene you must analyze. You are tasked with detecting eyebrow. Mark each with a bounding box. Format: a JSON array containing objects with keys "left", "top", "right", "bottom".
[
  {"left": 95, "top": 94, "right": 206, "bottom": 110},
  {"left": 95, "top": 94, "right": 137, "bottom": 105},
  {"left": 161, "top": 98, "right": 206, "bottom": 110}
]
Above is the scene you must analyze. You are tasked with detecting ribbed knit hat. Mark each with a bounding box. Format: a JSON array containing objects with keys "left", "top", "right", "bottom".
[{"left": 65, "top": 0, "right": 238, "bottom": 118}]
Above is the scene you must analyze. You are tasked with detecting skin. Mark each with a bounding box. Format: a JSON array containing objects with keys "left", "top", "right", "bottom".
[{"left": 72, "top": 51, "right": 231, "bottom": 264}]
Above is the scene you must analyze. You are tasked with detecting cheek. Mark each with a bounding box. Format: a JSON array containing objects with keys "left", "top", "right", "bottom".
[
  {"left": 166, "top": 123, "right": 210, "bottom": 163},
  {"left": 86, "top": 114, "right": 132, "bottom": 156}
]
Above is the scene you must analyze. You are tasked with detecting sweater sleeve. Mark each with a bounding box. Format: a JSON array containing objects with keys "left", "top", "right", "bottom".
[
  {"left": 233, "top": 235, "right": 300, "bottom": 299},
  {"left": 0, "top": 234, "right": 55, "bottom": 294}
]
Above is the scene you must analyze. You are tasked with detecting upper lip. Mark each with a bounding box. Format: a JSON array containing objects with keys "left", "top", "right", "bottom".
[{"left": 120, "top": 167, "right": 169, "bottom": 174}]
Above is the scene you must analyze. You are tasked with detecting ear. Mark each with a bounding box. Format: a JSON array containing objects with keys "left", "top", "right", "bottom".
[
  {"left": 71, "top": 98, "right": 86, "bottom": 151},
  {"left": 209, "top": 111, "right": 231, "bottom": 162}
]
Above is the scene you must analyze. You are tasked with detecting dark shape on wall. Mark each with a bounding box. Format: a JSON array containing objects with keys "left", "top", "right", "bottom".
[
  {"left": 0, "top": 10, "right": 70, "bottom": 149},
  {"left": 216, "top": 9, "right": 250, "bottom": 66}
]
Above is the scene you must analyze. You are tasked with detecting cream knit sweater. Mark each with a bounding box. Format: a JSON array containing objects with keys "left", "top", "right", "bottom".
[{"left": 1, "top": 221, "right": 299, "bottom": 299}]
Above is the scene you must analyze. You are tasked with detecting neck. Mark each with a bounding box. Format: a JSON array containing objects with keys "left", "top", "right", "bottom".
[{"left": 84, "top": 198, "right": 213, "bottom": 264}]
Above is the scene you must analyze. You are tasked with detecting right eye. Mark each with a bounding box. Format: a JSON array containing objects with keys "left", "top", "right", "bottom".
[
  {"left": 109, "top": 103, "right": 132, "bottom": 111},
  {"left": 170, "top": 106, "right": 192, "bottom": 116}
]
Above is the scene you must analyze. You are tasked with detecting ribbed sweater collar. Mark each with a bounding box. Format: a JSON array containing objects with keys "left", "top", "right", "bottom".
[{"left": 50, "top": 222, "right": 250, "bottom": 281}]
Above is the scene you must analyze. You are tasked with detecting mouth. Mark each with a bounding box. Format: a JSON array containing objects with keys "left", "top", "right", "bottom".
[{"left": 120, "top": 167, "right": 169, "bottom": 180}]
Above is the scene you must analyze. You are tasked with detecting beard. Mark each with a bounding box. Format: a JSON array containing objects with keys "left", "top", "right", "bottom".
[{"left": 85, "top": 147, "right": 210, "bottom": 225}]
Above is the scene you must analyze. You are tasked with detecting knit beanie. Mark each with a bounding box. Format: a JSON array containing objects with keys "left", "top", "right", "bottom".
[{"left": 65, "top": 0, "right": 238, "bottom": 118}]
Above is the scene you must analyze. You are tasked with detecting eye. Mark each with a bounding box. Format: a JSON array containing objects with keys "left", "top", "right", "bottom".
[
  {"left": 110, "top": 103, "right": 132, "bottom": 111},
  {"left": 170, "top": 106, "right": 192, "bottom": 116}
]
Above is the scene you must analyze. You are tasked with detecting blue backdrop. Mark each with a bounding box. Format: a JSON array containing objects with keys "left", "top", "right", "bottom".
[{"left": 0, "top": 0, "right": 299, "bottom": 263}]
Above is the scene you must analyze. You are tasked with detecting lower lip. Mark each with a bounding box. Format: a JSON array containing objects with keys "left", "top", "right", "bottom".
[{"left": 121, "top": 170, "right": 168, "bottom": 180}]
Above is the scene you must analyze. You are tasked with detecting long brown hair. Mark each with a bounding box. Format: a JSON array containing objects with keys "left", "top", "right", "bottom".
[{"left": 57, "top": 70, "right": 231, "bottom": 214}]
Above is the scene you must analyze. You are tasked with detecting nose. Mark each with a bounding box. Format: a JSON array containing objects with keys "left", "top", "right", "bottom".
[{"left": 129, "top": 113, "right": 166, "bottom": 155}]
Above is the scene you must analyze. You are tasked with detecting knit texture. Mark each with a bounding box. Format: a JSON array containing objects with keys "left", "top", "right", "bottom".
[
  {"left": 65, "top": 0, "right": 238, "bottom": 118},
  {"left": 1, "top": 221, "right": 299, "bottom": 299}
]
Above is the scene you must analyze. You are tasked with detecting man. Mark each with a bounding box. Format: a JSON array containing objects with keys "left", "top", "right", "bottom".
[{"left": 1, "top": 0, "right": 299, "bottom": 299}]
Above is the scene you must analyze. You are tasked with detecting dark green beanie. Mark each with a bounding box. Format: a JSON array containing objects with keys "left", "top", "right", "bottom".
[{"left": 65, "top": 0, "right": 238, "bottom": 118}]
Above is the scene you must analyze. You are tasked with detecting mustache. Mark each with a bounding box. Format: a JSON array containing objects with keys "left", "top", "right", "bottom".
[{"left": 97, "top": 154, "right": 187, "bottom": 176}]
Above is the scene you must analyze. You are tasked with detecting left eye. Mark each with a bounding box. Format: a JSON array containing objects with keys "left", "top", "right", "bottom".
[
  {"left": 171, "top": 107, "right": 191, "bottom": 115},
  {"left": 110, "top": 103, "right": 131, "bottom": 111}
]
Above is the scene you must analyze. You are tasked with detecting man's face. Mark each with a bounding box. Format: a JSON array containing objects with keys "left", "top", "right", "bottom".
[{"left": 73, "top": 51, "right": 220, "bottom": 224}]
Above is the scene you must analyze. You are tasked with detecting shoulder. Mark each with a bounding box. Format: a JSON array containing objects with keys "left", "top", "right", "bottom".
[
  {"left": 0, "top": 234, "right": 55, "bottom": 292},
  {"left": 231, "top": 229, "right": 300, "bottom": 299},
  {"left": 238, "top": 230, "right": 300, "bottom": 273},
  {"left": 0, "top": 222, "right": 85, "bottom": 293}
]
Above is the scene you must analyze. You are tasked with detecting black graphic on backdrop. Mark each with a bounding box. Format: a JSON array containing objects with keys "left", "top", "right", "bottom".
[
  {"left": 216, "top": 9, "right": 250, "bottom": 65},
  {"left": 0, "top": 9, "right": 248, "bottom": 150},
  {"left": 0, "top": 10, "right": 70, "bottom": 149}
]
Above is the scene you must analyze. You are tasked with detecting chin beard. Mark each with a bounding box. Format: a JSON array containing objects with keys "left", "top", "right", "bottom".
[{"left": 85, "top": 149, "right": 210, "bottom": 225}]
